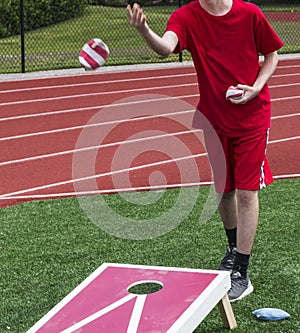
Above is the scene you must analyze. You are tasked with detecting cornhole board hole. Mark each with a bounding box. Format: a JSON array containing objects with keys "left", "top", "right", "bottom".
[{"left": 26, "top": 263, "right": 237, "bottom": 332}]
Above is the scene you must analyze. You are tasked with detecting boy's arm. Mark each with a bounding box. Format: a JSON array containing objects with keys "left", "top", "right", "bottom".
[
  {"left": 126, "top": 3, "right": 178, "bottom": 56},
  {"left": 252, "top": 51, "right": 279, "bottom": 91},
  {"left": 230, "top": 51, "right": 279, "bottom": 104}
]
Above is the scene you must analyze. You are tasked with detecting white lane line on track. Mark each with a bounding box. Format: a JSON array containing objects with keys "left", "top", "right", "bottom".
[
  {"left": 0, "top": 73, "right": 196, "bottom": 94},
  {"left": 271, "top": 82, "right": 300, "bottom": 88},
  {"left": 0, "top": 92, "right": 299, "bottom": 124},
  {"left": 0, "top": 73, "right": 197, "bottom": 94},
  {"left": 0, "top": 128, "right": 201, "bottom": 166},
  {"left": 272, "top": 113, "right": 300, "bottom": 120},
  {"left": 269, "top": 136, "right": 300, "bottom": 144},
  {"left": 0, "top": 152, "right": 208, "bottom": 198},
  {"left": 277, "top": 64, "right": 300, "bottom": 69},
  {"left": 0, "top": 94, "right": 199, "bottom": 122},
  {"left": 273, "top": 174, "right": 300, "bottom": 179},
  {"left": 272, "top": 73, "right": 300, "bottom": 78},
  {"left": 0, "top": 135, "right": 298, "bottom": 198},
  {"left": 0, "top": 82, "right": 198, "bottom": 106},
  {"left": 0, "top": 109, "right": 298, "bottom": 143},
  {"left": 0, "top": 122, "right": 299, "bottom": 168},
  {"left": 0, "top": 108, "right": 196, "bottom": 142},
  {"left": 0, "top": 78, "right": 299, "bottom": 107},
  {"left": 272, "top": 96, "right": 300, "bottom": 102},
  {"left": 0, "top": 174, "right": 298, "bottom": 200},
  {"left": 0, "top": 182, "right": 214, "bottom": 200},
  {"left": 0, "top": 67, "right": 298, "bottom": 95}
]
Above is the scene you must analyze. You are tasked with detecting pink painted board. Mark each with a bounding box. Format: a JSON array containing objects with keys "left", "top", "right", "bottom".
[{"left": 26, "top": 263, "right": 230, "bottom": 333}]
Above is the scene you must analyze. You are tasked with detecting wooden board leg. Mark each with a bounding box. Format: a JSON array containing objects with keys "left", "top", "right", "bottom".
[{"left": 217, "top": 294, "right": 237, "bottom": 329}]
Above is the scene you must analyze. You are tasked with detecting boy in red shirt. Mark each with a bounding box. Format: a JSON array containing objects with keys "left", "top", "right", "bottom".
[{"left": 127, "top": 0, "right": 283, "bottom": 301}]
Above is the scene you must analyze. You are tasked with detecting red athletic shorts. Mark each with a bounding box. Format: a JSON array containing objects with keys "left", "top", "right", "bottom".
[{"left": 204, "top": 130, "right": 274, "bottom": 193}]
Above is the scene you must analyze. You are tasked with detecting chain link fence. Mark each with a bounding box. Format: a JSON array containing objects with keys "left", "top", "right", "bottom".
[{"left": 0, "top": 0, "right": 299, "bottom": 73}]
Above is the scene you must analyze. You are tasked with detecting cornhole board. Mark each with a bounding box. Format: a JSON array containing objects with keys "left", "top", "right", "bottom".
[{"left": 26, "top": 263, "right": 237, "bottom": 332}]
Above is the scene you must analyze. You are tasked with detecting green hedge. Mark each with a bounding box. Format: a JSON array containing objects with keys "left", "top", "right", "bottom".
[{"left": 0, "top": 0, "right": 87, "bottom": 38}]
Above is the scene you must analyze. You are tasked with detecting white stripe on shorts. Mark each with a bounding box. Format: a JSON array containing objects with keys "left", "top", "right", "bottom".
[{"left": 259, "top": 129, "right": 270, "bottom": 189}]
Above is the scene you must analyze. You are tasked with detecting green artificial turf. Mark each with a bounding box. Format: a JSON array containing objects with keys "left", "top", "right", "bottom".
[{"left": 0, "top": 178, "right": 299, "bottom": 332}]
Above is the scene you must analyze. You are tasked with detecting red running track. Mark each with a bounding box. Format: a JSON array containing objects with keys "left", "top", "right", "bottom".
[{"left": 0, "top": 58, "right": 299, "bottom": 207}]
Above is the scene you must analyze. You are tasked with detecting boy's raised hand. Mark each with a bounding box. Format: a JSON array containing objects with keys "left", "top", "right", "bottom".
[
  {"left": 126, "top": 2, "right": 177, "bottom": 56},
  {"left": 126, "top": 3, "right": 149, "bottom": 34}
]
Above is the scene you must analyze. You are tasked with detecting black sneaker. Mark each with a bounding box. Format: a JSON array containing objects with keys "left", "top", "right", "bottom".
[
  {"left": 228, "top": 271, "right": 254, "bottom": 302},
  {"left": 219, "top": 246, "right": 236, "bottom": 272}
]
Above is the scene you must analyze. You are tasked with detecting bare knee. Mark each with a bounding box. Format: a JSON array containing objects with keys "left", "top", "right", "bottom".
[
  {"left": 236, "top": 189, "right": 258, "bottom": 208},
  {"left": 217, "top": 190, "right": 236, "bottom": 201}
]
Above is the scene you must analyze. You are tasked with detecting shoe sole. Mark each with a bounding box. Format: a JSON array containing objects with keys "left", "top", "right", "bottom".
[{"left": 229, "top": 281, "right": 254, "bottom": 303}]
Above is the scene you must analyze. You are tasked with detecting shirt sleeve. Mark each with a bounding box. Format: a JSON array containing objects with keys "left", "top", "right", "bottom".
[
  {"left": 254, "top": 8, "right": 284, "bottom": 55},
  {"left": 165, "top": 10, "right": 187, "bottom": 54}
]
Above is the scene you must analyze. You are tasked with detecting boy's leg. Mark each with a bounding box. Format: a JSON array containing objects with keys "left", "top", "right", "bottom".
[
  {"left": 223, "top": 189, "right": 258, "bottom": 302},
  {"left": 217, "top": 191, "right": 238, "bottom": 231},
  {"left": 217, "top": 190, "right": 258, "bottom": 274},
  {"left": 236, "top": 189, "right": 259, "bottom": 255},
  {"left": 205, "top": 130, "right": 271, "bottom": 301},
  {"left": 227, "top": 131, "right": 272, "bottom": 301},
  {"left": 204, "top": 133, "right": 239, "bottom": 271},
  {"left": 217, "top": 191, "right": 238, "bottom": 271}
]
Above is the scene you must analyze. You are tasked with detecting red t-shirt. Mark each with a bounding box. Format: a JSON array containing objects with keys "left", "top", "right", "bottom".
[{"left": 166, "top": 0, "right": 284, "bottom": 136}]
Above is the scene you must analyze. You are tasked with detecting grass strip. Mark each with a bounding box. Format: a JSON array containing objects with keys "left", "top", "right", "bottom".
[{"left": 0, "top": 5, "right": 299, "bottom": 73}]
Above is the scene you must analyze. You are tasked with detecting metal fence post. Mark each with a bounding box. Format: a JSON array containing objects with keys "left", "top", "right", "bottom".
[{"left": 20, "top": 0, "right": 25, "bottom": 73}]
